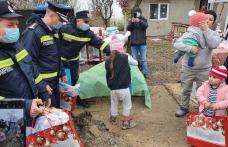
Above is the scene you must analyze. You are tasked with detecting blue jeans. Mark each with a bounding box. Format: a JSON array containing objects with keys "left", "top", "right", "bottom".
[{"left": 131, "top": 45, "right": 149, "bottom": 75}]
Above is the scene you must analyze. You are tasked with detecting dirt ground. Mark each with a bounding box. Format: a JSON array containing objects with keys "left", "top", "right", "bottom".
[{"left": 73, "top": 38, "right": 192, "bottom": 147}]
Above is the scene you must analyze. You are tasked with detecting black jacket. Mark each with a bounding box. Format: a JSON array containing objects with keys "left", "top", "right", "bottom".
[
  {"left": 0, "top": 42, "right": 49, "bottom": 117},
  {"left": 105, "top": 54, "right": 130, "bottom": 90},
  {"left": 127, "top": 17, "right": 148, "bottom": 46},
  {"left": 21, "top": 15, "right": 64, "bottom": 89}
]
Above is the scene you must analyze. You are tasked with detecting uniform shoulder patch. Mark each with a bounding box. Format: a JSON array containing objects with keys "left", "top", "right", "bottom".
[{"left": 28, "top": 23, "right": 38, "bottom": 29}]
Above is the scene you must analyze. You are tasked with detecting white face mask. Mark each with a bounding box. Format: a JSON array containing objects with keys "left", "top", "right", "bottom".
[{"left": 136, "top": 12, "right": 141, "bottom": 18}]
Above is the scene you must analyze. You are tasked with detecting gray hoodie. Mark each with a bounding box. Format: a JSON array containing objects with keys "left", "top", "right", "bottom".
[{"left": 174, "top": 26, "right": 221, "bottom": 71}]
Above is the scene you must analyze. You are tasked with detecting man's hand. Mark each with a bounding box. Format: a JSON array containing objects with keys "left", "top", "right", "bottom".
[
  {"left": 191, "top": 46, "right": 199, "bottom": 54},
  {"left": 200, "top": 20, "right": 209, "bottom": 31},
  {"left": 61, "top": 75, "right": 68, "bottom": 83},
  {"left": 43, "top": 98, "right": 51, "bottom": 108},
  {"left": 30, "top": 99, "right": 43, "bottom": 118},
  {"left": 46, "top": 84, "right": 53, "bottom": 95}
]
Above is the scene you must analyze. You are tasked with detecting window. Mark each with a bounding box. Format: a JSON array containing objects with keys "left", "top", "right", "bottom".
[{"left": 150, "top": 3, "right": 169, "bottom": 20}]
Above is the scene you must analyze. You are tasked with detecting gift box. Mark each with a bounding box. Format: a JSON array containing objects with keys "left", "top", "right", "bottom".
[
  {"left": 59, "top": 82, "right": 80, "bottom": 113},
  {"left": 212, "top": 49, "right": 228, "bottom": 67},
  {"left": 26, "top": 108, "right": 84, "bottom": 147},
  {"left": 186, "top": 112, "right": 228, "bottom": 147}
]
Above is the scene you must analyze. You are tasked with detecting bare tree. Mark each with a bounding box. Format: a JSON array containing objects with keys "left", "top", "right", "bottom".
[{"left": 91, "top": 0, "right": 114, "bottom": 27}]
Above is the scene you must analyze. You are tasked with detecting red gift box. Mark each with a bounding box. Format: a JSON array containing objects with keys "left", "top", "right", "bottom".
[
  {"left": 186, "top": 112, "right": 228, "bottom": 147},
  {"left": 26, "top": 109, "right": 84, "bottom": 147}
]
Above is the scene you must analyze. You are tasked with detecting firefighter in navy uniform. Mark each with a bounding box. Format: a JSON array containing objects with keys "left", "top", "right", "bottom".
[
  {"left": 21, "top": 1, "right": 70, "bottom": 108},
  {"left": 0, "top": 1, "right": 50, "bottom": 118},
  {"left": 59, "top": 10, "right": 110, "bottom": 108}
]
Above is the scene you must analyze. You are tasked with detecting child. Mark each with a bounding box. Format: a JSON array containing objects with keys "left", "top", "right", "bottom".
[
  {"left": 105, "top": 34, "right": 138, "bottom": 130},
  {"left": 196, "top": 66, "right": 228, "bottom": 116},
  {"left": 173, "top": 11, "right": 208, "bottom": 67}
]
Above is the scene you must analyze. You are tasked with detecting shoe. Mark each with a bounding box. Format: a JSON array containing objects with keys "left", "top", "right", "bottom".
[
  {"left": 144, "top": 74, "right": 149, "bottom": 79},
  {"left": 122, "top": 119, "right": 136, "bottom": 130},
  {"left": 110, "top": 116, "right": 117, "bottom": 125},
  {"left": 77, "top": 99, "right": 90, "bottom": 109},
  {"left": 175, "top": 108, "right": 189, "bottom": 117}
]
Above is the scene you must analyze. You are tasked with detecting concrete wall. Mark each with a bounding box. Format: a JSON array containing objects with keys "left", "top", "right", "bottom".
[{"left": 140, "top": 0, "right": 196, "bottom": 36}]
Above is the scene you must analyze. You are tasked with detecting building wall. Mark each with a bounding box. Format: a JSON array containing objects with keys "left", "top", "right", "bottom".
[
  {"left": 140, "top": 0, "right": 196, "bottom": 36},
  {"left": 215, "top": 2, "right": 228, "bottom": 31}
]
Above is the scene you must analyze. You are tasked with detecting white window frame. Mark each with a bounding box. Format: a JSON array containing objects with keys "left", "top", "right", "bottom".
[{"left": 149, "top": 3, "right": 169, "bottom": 21}]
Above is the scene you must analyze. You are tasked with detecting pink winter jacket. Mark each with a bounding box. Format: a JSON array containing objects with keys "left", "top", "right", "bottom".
[{"left": 196, "top": 81, "right": 228, "bottom": 116}]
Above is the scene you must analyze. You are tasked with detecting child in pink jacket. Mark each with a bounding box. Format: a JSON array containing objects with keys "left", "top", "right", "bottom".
[{"left": 197, "top": 66, "right": 228, "bottom": 116}]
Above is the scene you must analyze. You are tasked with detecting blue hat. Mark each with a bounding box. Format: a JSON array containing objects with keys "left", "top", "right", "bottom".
[
  {"left": 75, "top": 10, "right": 90, "bottom": 22},
  {"left": 0, "top": 1, "right": 22, "bottom": 18},
  {"left": 47, "top": 1, "right": 71, "bottom": 22},
  {"left": 33, "top": 4, "right": 48, "bottom": 14}
]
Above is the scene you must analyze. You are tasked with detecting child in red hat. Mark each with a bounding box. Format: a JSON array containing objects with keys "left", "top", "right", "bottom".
[
  {"left": 174, "top": 11, "right": 208, "bottom": 67},
  {"left": 197, "top": 66, "right": 228, "bottom": 116}
]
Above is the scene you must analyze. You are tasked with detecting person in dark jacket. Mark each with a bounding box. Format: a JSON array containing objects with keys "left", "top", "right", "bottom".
[
  {"left": 59, "top": 10, "right": 110, "bottom": 108},
  {"left": 21, "top": 1, "right": 70, "bottom": 108},
  {"left": 0, "top": 1, "right": 50, "bottom": 119},
  {"left": 127, "top": 7, "right": 149, "bottom": 78}
]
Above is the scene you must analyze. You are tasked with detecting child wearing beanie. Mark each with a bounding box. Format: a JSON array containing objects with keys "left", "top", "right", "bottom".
[
  {"left": 105, "top": 33, "right": 138, "bottom": 130},
  {"left": 174, "top": 11, "right": 208, "bottom": 67},
  {"left": 196, "top": 66, "right": 228, "bottom": 116}
]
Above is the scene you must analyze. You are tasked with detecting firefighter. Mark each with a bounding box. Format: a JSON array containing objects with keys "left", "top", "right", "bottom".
[
  {"left": 21, "top": 1, "right": 70, "bottom": 108},
  {"left": 0, "top": 1, "right": 50, "bottom": 118},
  {"left": 59, "top": 10, "right": 110, "bottom": 108}
]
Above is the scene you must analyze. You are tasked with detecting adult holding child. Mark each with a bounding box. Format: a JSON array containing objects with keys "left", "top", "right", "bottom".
[{"left": 175, "top": 10, "right": 221, "bottom": 117}]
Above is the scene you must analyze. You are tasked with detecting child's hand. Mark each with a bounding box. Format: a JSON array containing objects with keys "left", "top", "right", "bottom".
[
  {"left": 204, "top": 102, "right": 211, "bottom": 109},
  {"left": 208, "top": 104, "right": 217, "bottom": 110},
  {"left": 191, "top": 47, "right": 199, "bottom": 54}
]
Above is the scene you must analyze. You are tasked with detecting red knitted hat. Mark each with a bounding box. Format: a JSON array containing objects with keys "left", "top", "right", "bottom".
[
  {"left": 190, "top": 12, "right": 208, "bottom": 27},
  {"left": 210, "top": 66, "right": 228, "bottom": 80}
]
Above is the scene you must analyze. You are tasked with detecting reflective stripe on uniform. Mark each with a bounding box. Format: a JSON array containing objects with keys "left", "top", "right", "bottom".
[
  {"left": 62, "top": 33, "right": 91, "bottom": 42},
  {"left": 61, "top": 56, "right": 80, "bottom": 62},
  {"left": 100, "top": 42, "right": 108, "bottom": 51},
  {"left": 35, "top": 74, "right": 43, "bottom": 84},
  {"left": 40, "top": 72, "right": 58, "bottom": 79},
  {"left": 16, "top": 49, "right": 29, "bottom": 62},
  {"left": 0, "top": 49, "right": 28, "bottom": 69},
  {"left": 54, "top": 33, "right": 59, "bottom": 39},
  {"left": 40, "top": 35, "right": 54, "bottom": 43},
  {"left": 0, "top": 96, "right": 4, "bottom": 100}
]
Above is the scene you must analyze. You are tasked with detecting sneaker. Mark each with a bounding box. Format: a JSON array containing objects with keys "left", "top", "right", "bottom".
[
  {"left": 144, "top": 74, "right": 149, "bottom": 79},
  {"left": 77, "top": 99, "right": 90, "bottom": 109},
  {"left": 110, "top": 116, "right": 117, "bottom": 125},
  {"left": 122, "top": 119, "right": 136, "bottom": 130},
  {"left": 175, "top": 108, "right": 189, "bottom": 117}
]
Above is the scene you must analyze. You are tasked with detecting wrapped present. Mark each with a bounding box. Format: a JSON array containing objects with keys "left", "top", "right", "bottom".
[
  {"left": 59, "top": 82, "right": 80, "bottom": 113},
  {"left": 186, "top": 112, "right": 228, "bottom": 147},
  {"left": 26, "top": 108, "right": 84, "bottom": 147},
  {"left": 212, "top": 49, "right": 228, "bottom": 67}
]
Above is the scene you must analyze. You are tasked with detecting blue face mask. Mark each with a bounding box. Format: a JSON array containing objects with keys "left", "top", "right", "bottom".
[
  {"left": 52, "top": 22, "right": 63, "bottom": 30},
  {"left": 2, "top": 28, "right": 20, "bottom": 43},
  {"left": 79, "top": 23, "right": 90, "bottom": 31}
]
